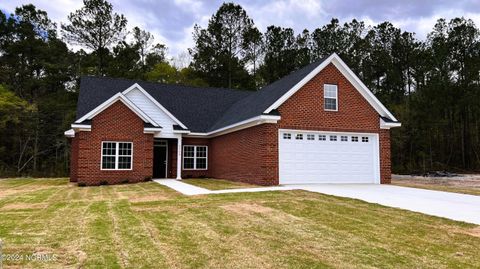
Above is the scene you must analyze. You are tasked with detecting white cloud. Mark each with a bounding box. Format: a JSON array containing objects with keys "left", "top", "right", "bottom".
[{"left": 2, "top": 0, "right": 480, "bottom": 59}]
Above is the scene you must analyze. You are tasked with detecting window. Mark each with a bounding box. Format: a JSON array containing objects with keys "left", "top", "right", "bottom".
[
  {"left": 330, "top": 135, "right": 337, "bottom": 141},
  {"left": 295, "top": 134, "right": 303, "bottom": 140},
  {"left": 351, "top": 136, "right": 359, "bottom": 142},
  {"left": 341, "top": 136, "right": 348, "bottom": 142},
  {"left": 283, "top": 133, "right": 291, "bottom": 140},
  {"left": 362, "top": 137, "right": 369, "bottom": 143},
  {"left": 318, "top": 134, "right": 326, "bottom": 141},
  {"left": 183, "top": 145, "right": 208, "bottom": 170},
  {"left": 101, "top": 141, "right": 132, "bottom": 170},
  {"left": 324, "top": 84, "right": 338, "bottom": 111},
  {"left": 307, "top": 134, "right": 315, "bottom": 140}
]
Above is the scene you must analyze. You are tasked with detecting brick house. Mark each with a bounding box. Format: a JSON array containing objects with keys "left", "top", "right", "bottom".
[{"left": 65, "top": 53, "right": 401, "bottom": 186}]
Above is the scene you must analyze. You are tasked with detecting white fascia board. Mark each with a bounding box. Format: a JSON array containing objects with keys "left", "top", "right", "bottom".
[
  {"left": 263, "top": 53, "right": 398, "bottom": 122},
  {"left": 75, "top": 92, "right": 159, "bottom": 127},
  {"left": 122, "top": 83, "right": 188, "bottom": 129},
  {"left": 186, "top": 115, "right": 281, "bottom": 138},
  {"left": 64, "top": 129, "right": 75, "bottom": 137},
  {"left": 173, "top": 130, "right": 191, "bottom": 134},
  {"left": 380, "top": 118, "right": 402, "bottom": 129},
  {"left": 144, "top": 127, "right": 163, "bottom": 134},
  {"left": 71, "top": 123, "right": 91, "bottom": 129}
]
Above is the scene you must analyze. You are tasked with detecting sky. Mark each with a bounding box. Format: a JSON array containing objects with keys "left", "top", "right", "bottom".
[{"left": 2, "top": 0, "right": 480, "bottom": 59}]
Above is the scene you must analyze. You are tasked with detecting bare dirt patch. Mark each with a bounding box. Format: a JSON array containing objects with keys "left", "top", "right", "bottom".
[
  {"left": 392, "top": 174, "right": 480, "bottom": 195},
  {"left": 221, "top": 203, "right": 275, "bottom": 215},
  {"left": 128, "top": 194, "right": 170, "bottom": 203},
  {"left": 220, "top": 202, "right": 303, "bottom": 224},
  {"left": 465, "top": 226, "right": 480, "bottom": 238},
  {"left": 2, "top": 202, "right": 47, "bottom": 210}
]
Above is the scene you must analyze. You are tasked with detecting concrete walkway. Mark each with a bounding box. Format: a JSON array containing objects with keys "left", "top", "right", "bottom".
[
  {"left": 154, "top": 179, "right": 480, "bottom": 225},
  {"left": 154, "top": 179, "right": 295, "bottom": 195}
]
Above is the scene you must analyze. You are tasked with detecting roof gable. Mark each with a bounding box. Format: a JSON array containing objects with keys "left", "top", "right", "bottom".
[
  {"left": 75, "top": 92, "right": 159, "bottom": 127},
  {"left": 263, "top": 53, "right": 398, "bottom": 122},
  {"left": 122, "top": 83, "right": 187, "bottom": 130}
]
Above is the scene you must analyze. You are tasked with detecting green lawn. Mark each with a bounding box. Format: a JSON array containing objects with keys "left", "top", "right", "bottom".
[
  {"left": 0, "top": 178, "right": 479, "bottom": 268},
  {"left": 181, "top": 178, "right": 257, "bottom": 190}
]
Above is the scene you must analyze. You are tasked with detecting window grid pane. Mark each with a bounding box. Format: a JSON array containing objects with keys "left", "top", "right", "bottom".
[
  {"left": 102, "top": 142, "right": 132, "bottom": 170},
  {"left": 324, "top": 98, "right": 337, "bottom": 110},
  {"left": 183, "top": 145, "right": 208, "bottom": 170},
  {"left": 183, "top": 146, "right": 195, "bottom": 157},
  {"left": 330, "top": 135, "right": 337, "bottom": 141},
  {"left": 324, "top": 85, "right": 338, "bottom": 98},
  {"left": 196, "top": 158, "right": 207, "bottom": 169},
  {"left": 102, "top": 142, "right": 116, "bottom": 156},
  {"left": 102, "top": 156, "right": 115, "bottom": 169},
  {"left": 183, "top": 157, "right": 194, "bottom": 169},
  {"left": 118, "top": 156, "right": 132, "bottom": 169},
  {"left": 319, "top": 135, "right": 326, "bottom": 141},
  {"left": 196, "top": 146, "right": 207, "bottom": 158}
]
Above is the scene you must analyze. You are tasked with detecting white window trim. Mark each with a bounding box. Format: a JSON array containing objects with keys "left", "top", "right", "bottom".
[
  {"left": 324, "top": 84, "right": 338, "bottom": 111},
  {"left": 182, "top": 145, "right": 208, "bottom": 170},
  {"left": 101, "top": 141, "right": 133, "bottom": 170}
]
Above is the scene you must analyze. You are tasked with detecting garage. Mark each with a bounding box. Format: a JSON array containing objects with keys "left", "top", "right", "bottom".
[{"left": 279, "top": 130, "right": 380, "bottom": 184}]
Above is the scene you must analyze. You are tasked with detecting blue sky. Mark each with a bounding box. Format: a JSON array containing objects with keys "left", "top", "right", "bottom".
[{"left": 2, "top": 0, "right": 480, "bottom": 59}]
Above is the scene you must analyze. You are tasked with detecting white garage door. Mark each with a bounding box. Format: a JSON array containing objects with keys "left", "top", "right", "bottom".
[{"left": 279, "top": 130, "right": 380, "bottom": 184}]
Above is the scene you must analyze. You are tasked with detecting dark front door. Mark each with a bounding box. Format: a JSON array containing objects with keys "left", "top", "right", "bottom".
[{"left": 153, "top": 143, "right": 167, "bottom": 178}]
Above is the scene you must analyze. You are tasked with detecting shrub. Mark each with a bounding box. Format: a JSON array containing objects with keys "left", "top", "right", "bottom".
[
  {"left": 78, "top": 182, "right": 86, "bottom": 187},
  {"left": 144, "top": 176, "right": 152, "bottom": 182},
  {"left": 121, "top": 179, "right": 129, "bottom": 184},
  {"left": 99, "top": 180, "right": 108, "bottom": 185}
]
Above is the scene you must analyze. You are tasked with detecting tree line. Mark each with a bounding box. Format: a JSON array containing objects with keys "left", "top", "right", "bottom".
[{"left": 0, "top": 0, "right": 479, "bottom": 176}]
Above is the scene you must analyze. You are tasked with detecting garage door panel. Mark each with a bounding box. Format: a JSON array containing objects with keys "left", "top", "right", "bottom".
[{"left": 279, "top": 130, "right": 379, "bottom": 184}]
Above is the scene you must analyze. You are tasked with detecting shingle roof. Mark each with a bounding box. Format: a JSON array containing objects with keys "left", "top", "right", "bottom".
[{"left": 76, "top": 56, "right": 330, "bottom": 133}]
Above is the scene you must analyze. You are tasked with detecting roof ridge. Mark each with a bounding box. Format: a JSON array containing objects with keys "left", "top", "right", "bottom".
[{"left": 81, "top": 75, "right": 253, "bottom": 93}]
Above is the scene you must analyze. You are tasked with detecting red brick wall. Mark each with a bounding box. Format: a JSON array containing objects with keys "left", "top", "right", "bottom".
[
  {"left": 209, "top": 124, "right": 278, "bottom": 186},
  {"left": 69, "top": 137, "right": 79, "bottom": 182},
  {"left": 72, "top": 101, "right": 154, "bottom": 185},
  {"left": 277, "top": 63, "right": 391, "bottom": 183},
  {"left": 379, "top": 130, "right": 391, "bottom": 183}
]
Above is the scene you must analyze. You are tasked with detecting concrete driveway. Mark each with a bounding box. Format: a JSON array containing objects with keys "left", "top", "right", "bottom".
[
  {"left": 293, "top": 184, "right": 480, "bottom": 225},
  {"left": 155, "top": 179, "right": 480, "bottom": 225}
]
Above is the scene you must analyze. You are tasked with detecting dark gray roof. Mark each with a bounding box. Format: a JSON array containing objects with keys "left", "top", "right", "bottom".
[
  {"left": 76, "top": 56, "right": 330, "bottom": 133},
  {"left": 380, "top": 116, "right": 399, "bottom": 123}
]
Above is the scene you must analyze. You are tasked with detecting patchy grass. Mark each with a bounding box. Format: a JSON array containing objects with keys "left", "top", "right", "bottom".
[
  {"left": 0, "top": 178, "right": 479, "bottom": 268},
  {"left": 182, "top": 178, "right": 257, "bottom": 190},
  {"left": 392, "top": 176, "right": 480, "bottom": 196}
]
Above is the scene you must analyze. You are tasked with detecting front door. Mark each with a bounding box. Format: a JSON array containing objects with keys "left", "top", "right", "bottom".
[{"left": 153, "top": 140, "right": 168, "bottom": 178}]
